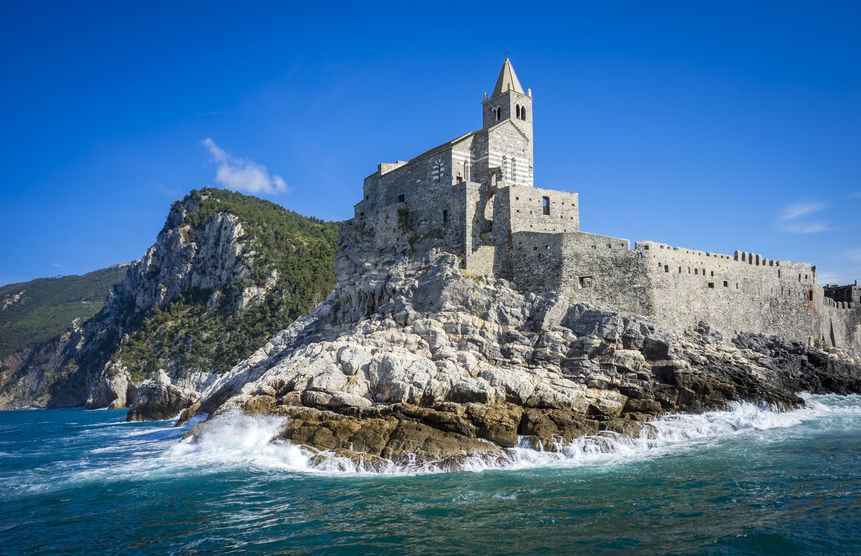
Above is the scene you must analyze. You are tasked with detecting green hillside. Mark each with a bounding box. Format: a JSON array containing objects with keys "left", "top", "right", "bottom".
[
  {"left": 0, "top": 266, "right": 128, "bottom": 358},
  {"left": 109, "top": 188, "right": 339, "bottom": 381}
]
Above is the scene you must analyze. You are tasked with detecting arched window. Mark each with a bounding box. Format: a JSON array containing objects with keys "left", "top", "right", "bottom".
[
  {"left": 511, "top": 157, "right": 516, "bottom": 182},
  {"left": 521, "top": 106, "right": 527, "bottom": 120},
  {"left": 495, "top": 107, "right": 501, "bottom": 121},
  {"left": 516, "top": 104, "right": 520, "bottom": 119},
  {"left": 464, "top": 160, "right": 470, "bottom": 181},
  {"left": 501, "top": 155, "right": 508, "bottom": 181}
]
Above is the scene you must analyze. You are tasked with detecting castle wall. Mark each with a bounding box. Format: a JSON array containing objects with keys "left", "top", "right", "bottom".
[
  {"left": 500, "top": 231, "right": 653, "bottom": 316},
  {"left": 639, "top": 241, "right": 822, "bottom": 339}
]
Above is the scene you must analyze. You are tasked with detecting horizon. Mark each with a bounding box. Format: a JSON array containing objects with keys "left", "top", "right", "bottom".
[{"left": 1, "top": 2, "right": 859, "bottom": 287}]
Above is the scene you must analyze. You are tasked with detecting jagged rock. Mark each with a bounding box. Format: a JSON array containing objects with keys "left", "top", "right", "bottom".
[
  {"left": 126, "top": 371, "right": 197, "bottom": 421},
  {"left": 86, "top": 369, "right": 138, "bottom": 410},
  {"left": 184, "top": 229, "right": 861, "bottom": 467}
]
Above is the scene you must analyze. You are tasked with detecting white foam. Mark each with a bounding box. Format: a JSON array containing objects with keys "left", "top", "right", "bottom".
[{"left": 20, "top": 394, "right": 861, "bottom": 490}]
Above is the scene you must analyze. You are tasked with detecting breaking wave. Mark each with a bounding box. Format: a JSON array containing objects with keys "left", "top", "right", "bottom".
[
  {"left": 143, "top": 393, "right": 861, "bottom": 476},
  {"left": 8, "top": 393, "right": 858, "bottom": 494}
]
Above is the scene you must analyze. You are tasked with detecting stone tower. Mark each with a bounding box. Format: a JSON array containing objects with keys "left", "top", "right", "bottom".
[{"left": 482, "top": 58, "right": 534, "bottom": 176}]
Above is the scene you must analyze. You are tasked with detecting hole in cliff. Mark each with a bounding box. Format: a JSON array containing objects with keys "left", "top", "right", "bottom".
[{"left": 579, "top": 276, "right": 593, "bottom": 288}]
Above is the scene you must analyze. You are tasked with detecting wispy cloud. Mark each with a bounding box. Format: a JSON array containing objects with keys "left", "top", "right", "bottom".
[
  {"left": 845, "top": 249, "right": 861, "bottom": 262},
  {"left": 776, "top": 201, "right": 829, "bottom": 233},
  {"left": 202, "top": 138, "right": 289, "bottom": 195},
  {"left": 152, "top": 182, "right": 182, "bottom": 198}
]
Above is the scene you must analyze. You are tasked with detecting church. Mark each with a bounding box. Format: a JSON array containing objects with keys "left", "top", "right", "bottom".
[{"left": 351, "top": 59, "right": 860, "bottom": 352}]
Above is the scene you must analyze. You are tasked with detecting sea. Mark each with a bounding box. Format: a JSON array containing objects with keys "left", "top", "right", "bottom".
[{"left": 1, "top": 393, "right": 859, "bottom": 555}]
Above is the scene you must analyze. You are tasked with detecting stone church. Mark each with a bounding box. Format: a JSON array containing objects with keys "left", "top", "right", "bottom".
[{"left": 352, "top": 59, "right": 860, "bottom": 352}]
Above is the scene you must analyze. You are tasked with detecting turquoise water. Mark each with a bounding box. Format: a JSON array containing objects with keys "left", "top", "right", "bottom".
[{"left": 1, "top": 394, "right": 859, "bottom": 554}]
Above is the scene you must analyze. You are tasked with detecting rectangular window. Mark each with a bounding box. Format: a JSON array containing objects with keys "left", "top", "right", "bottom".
[
  {"left": 542, "top": 196, "right": 550, "bottom": 215},
  {"left": 442, "top": 210, "right": 448, "bottom": 225},
  {"left": 708, "top": 282, "right": 715, "bottom": 289},
  {"left": 397, "top": 193, "right": 405, "bottom": 203}
]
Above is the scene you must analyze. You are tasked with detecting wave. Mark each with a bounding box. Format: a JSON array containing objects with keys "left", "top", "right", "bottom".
[
  {"left": 6, "top": 394, "right": 859, "bottom": 495},
  {"left": 151, "top": 393, "right": 861, "bottom": 476}
]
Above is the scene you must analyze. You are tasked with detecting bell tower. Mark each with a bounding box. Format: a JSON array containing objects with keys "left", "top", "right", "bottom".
[{"left": 482, "top": 58, "right": 533, "bottom": 144}]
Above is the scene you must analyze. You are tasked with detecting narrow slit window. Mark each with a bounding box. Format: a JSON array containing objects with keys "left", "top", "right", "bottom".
[{"left": 542, "top": 196, "right": 550, "bottom": 215}]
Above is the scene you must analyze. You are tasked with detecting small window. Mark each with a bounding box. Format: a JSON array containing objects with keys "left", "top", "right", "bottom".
[
  {"left": 516, "top": 104, "right": 521, "bottom": 119},
  {"left": 579, "top": 276, "right": 593, "bottom": 288},
  {"left": 521, "top": 106, "right": 527, "bottom": 120},
  {"left": 398, "top": 193, "right": 405, "bottom": 203},
  {"left": 442, "top": 210, "right": 448, "bottom": 225},
  {"left": 542, "top": 196, "right": 550, "bottom": 215},
  {"left": 723, "top": 281, "right": 728, "bottom": 287},
  {"left": 695, "top": 269, "right": 698, "bottom": 275},
  {"left": 708, "top": 282, "right": 715, "bottom": 289},
  {"left": 664, "top": 265, "right": 669, "bottom": 273}
]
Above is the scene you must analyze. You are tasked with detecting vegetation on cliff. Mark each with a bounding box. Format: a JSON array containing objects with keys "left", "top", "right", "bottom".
[
  {"left": 109, "top": 188, "right": 339, "bottom": 382},
  {"left": 0, "top": 188, "right": 339, "bottom": 410},
  {"left": 0, "top": 266, "right": 127, "bottom": 359}
]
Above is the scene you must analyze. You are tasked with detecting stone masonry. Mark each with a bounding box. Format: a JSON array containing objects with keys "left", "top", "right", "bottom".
[{"left": 352, "top": 59, "right": 861, "bottom": 353}]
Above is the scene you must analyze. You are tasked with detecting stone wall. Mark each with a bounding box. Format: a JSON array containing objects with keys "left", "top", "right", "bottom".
[{"left": 638, "top": 241, "right": 821, "bottom": 339}]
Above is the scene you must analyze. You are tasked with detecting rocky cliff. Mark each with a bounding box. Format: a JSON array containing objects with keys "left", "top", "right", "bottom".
[
  {"left": 182, "top": 221, "right": 861, "bottom": 470},
  {"left": 0, "top": 188, "right": 338, "bottom": 413}
]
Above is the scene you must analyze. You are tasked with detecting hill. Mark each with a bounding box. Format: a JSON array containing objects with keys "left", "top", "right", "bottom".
[
  {"left": 0, "top": 188, "right": 339, "bottom": 411},
  {"left": 0, "top": 266, "right": 128, "bottom": 359}
]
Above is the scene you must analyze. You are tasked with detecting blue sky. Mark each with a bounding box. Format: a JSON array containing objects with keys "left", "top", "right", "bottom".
[{"left": 1, "top": 1, "right": 859, "bottom": 286}]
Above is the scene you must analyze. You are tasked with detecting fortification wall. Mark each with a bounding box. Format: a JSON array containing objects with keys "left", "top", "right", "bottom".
[
  {"left": 501, "top": 231, "right": 653, "bottom": 315},
  {"left": 559, "top": 233, "right": 653, "bottom": 315},
  {"left": 639, "top": 241, "right": 822, "bottom": 339}
]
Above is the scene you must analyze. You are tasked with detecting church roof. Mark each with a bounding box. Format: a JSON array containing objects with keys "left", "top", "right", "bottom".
[{"left": 491, "top": 58, "right": 524, "bottom": 97}]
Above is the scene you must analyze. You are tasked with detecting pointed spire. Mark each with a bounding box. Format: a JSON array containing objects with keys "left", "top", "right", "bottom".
[{"left": 491, "top": 58, "right": 524, "bottom": 97}]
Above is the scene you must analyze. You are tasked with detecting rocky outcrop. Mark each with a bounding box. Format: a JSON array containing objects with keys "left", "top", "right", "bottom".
[
  {"left": 185, "top": 222, "right": 861, "bottom": 469},
  {"left": 127, "top": 371, "right": 197, "bottom": 421},
  {"left": 0, "top": 189, "right": 337, "bottom": 413}
]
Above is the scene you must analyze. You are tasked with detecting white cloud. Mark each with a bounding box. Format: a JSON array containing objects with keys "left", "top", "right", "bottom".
[
  {"left": 776, "top": 201, "right": 829, "bottom": 233},
  {"left": 202, "top": 138, "right": 289, "bottom": 195}
]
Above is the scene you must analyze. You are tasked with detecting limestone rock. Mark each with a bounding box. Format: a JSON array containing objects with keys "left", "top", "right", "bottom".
[{"left": 126, "top": 371, "right": 197, "bottom": 421}]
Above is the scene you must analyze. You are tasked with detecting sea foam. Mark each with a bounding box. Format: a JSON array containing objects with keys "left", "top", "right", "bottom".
[{"left": 153, "top": 393, "right": 861, "bottom": 476}]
